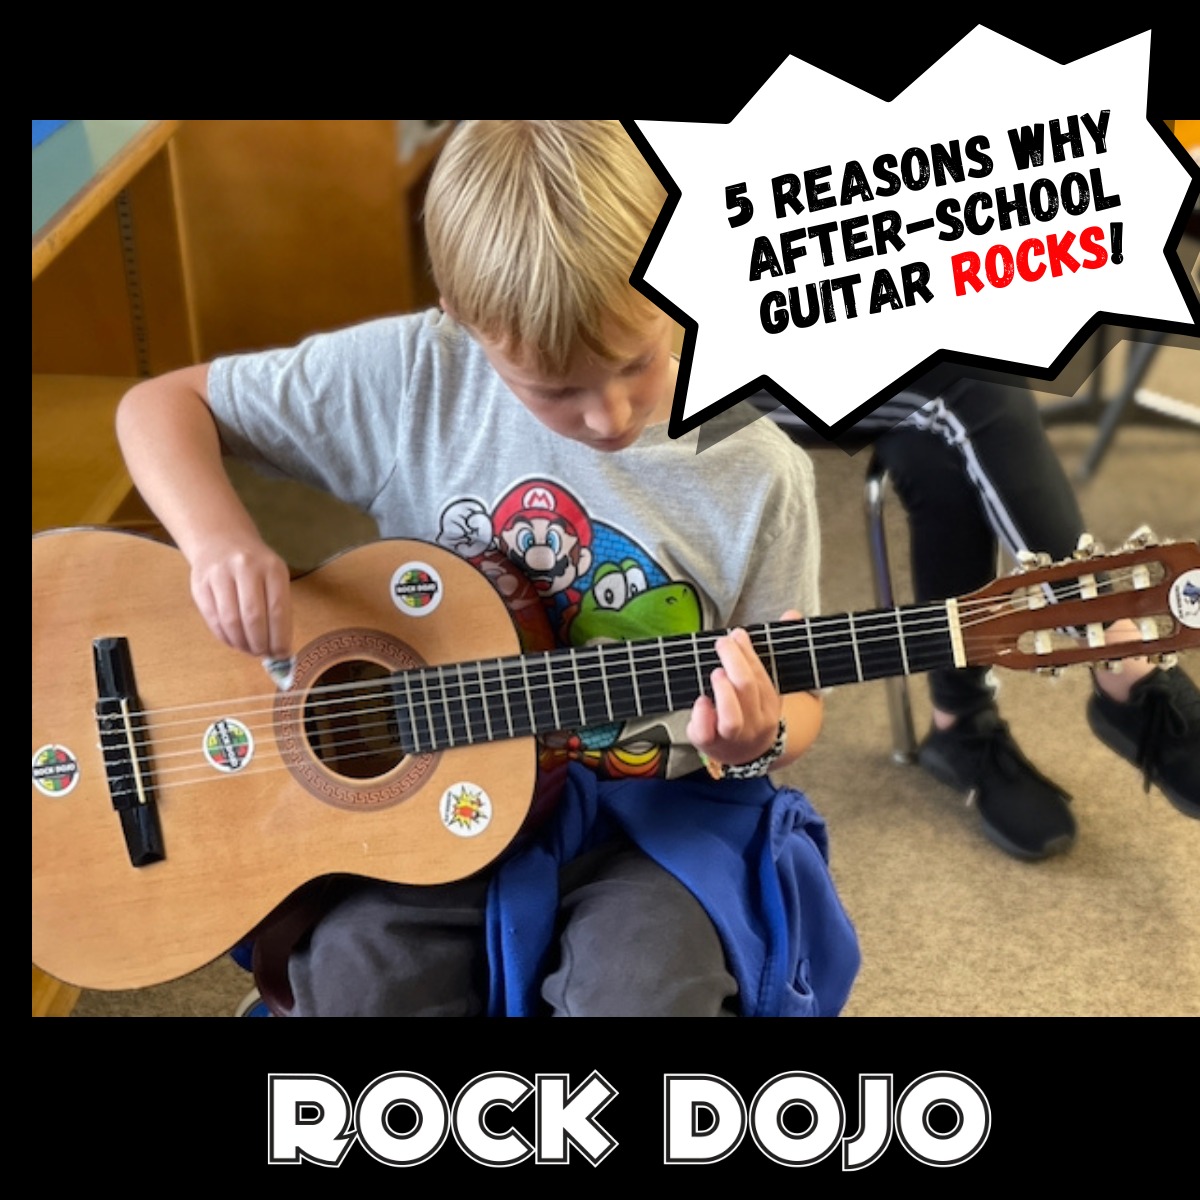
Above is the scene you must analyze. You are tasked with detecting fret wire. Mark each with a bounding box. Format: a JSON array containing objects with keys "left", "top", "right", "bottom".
[
  {"left": 626, "top": 642, "right": 643, "bottom": 716},
  {"left": 848, "top": 612, "right": 863, "bottom": 681},
  {"left": 633, "top": 640, "right": 669, "bottom": 715},
  {"left": 544, "top": 652, "right": 561, "bottom": 729},
  {"left": 901, "top": 608, "right": 950, "bottom": 674},
  {"left": 454, "top": 663, "right": 468, "bottom": 742},
  {"left": 856, "top": 630, "right": 906, "bottom": 680},
  {"left": 762, "top": 624, "right": 781, "bottom": 690},
  {"left": 550, "top": 651, "right": 584, "bottom": 729},
  {"left": 658, "top": 639, "right": 674, "bottom": 711},
  {"left": 569, "top": 651, "right": 587, "bottom": 727},
  {"left": 894, "top": 608, "right": 911, "bottom": 676},
  {"left": 423, "top": 669, "right": 444, "bottom": 749},
  {"left": 439, "top": 665, "right": 456, "bottom": 746},
  {"left": 419, "top": 672, "right": 438, "bottom": 752},
  {"left": 814, "top": 615, "right": 857, "bottom": 685},
  {"left": 601, "top": 644, "right": 637, "bottom": 719},
  {"left": 424, "top": 667, "right": 441, "bottom": 747},
  {"left": 576, "top": 645, "right": 611, "bottom": 726},
  {"left": 692, "top": 631, "right": 706, "bottom": 698},
  {"left": 519, "top": 655, "right": 536, "bottom": 734},
  {"left": 495, "top": 658, "right": 515, "bottom": 738},
  {"left": 806, "top": 619, "right": 822, "bottom": 689},
  {"left": 477, "top": 662, "right": 494, "bottom": 742},
  {"left": 400, "top": 670, "right": 421, "bottom": 754},
  {"left": 597, "top": 644, "right": 615, "bottom": 723}
]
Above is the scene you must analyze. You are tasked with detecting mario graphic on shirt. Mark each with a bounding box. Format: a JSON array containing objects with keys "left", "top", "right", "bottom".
[
  {"left": 439, "top": 479, "right": 593, "bottom": 638},
  {"left": 437, "top": 477, "right": 704, "bottom": 778}
]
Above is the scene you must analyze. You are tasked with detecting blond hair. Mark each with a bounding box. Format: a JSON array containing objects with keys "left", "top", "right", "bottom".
[{"left": 424, "top": 120, "right": 666, "bottom": 376}]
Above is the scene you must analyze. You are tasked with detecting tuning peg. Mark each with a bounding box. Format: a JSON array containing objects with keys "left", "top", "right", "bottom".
[
  {"left": 1123, "top": 525, "right": 1158, "bottom": 550},
  {"left": 1073, "top": 533, "right": 1098, "bottom": 559},
  {"left": 1016, "top": 549, "right": 1055, "bottom": 571},
  {"left": 1035, "top": 665, "right": 1064, "bottom": 677},
  {"left": 1149, "top": 652, "right": 1179, "bottom": 669}
]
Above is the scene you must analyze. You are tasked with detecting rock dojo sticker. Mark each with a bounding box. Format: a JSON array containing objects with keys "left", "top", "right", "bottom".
[
  {"left": 203, "top": 719, "right": 254, "bottom": 773},
  {"left": 32, "top": 744, "right": 80, "bottom": 797},
  {"left": 391, "top": 561, "right": 444, "bottom": 617},
  {"left": 439, "top": 782, "right": 492, "bottom": 837},
  {"left": 1169, "top": 568, "right": 1200, "bottom": 630}
]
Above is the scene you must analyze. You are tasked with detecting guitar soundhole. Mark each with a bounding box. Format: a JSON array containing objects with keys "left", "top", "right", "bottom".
[
  {"left": 304, "top": 660, "right": 404, "bottom": 780},
  {"left": 274, "top": 627, "right": 438, "bottom": 812}
]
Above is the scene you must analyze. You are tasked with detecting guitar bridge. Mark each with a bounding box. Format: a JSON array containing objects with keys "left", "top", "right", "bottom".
[{"left": 94, "top": 637, "right": 165, "bottom": 867}]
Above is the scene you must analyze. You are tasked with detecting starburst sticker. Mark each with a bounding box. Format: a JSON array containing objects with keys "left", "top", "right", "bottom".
[{"left": 440, "top": 782, "right": 492, "bottom": 838}]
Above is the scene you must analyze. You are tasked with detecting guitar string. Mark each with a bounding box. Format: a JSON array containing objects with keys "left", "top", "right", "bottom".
[
  {"left": 113, "top": 569, "right": 1129, "bottom": 753},
  {"left": 94, "top": 568, "right": 1163, "bottom": 793},
  {"left": 118, "top": 563, "right": 1144, "bottom": 732},
  {"left": 108, "top": 593, "right": 1167, "bottom": 799},
  {"left": 104, "top": 565, "right": 1153, "bottom": 769}
]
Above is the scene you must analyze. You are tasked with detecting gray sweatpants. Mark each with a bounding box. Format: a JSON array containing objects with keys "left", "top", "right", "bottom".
[{"left": 286, "top": 839, "right": 739, "bottom": 1017}]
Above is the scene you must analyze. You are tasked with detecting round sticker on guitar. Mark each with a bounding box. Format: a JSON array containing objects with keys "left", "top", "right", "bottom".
[
  {"left": 32, "top": 744, "right": 79, "bottom": 797},
  {"left": 1168, "top": 569, "right": 1200, "bottom": 630},
  {"left": 440, "top": 782, "right": 492, "bottom": 838},
  {"left": 391, "top": 561, "right": 444, "bottom": 617},
  {"left": 203, "top": 719, "right": 254, "bottom": 773}
]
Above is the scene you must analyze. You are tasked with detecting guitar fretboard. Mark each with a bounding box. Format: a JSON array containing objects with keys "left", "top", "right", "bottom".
[{"left": 393, "top": 603, "right": 957, "bottom": 754}]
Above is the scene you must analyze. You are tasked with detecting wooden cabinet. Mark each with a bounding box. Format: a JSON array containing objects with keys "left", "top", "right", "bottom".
[
  {"left": 169, "top": 120, "right": 448, "bottom": 358},
  {"left": 32, "top": 120, "right": 195, "bottom": 534}
]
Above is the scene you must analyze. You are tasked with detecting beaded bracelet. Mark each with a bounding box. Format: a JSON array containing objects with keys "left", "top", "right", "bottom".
[{"left": 699, "top": 717, "right": 788, "bottom": 781}]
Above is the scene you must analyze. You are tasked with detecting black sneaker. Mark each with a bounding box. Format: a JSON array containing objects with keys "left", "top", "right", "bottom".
[
  {"left": 918, "top": 706, "right": 1076, "bottom": 860},
  {"left": 1087, "top": 666, "right": 1200, "bottom": 819}
]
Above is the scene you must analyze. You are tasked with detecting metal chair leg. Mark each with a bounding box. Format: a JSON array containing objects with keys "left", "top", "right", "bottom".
[{"left": 864, "top": 455, "right": 918, "bottom": 763}]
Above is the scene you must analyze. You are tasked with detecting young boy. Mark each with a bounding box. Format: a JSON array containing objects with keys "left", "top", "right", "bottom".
[{"left": 116, "top": 120, "right": 860, "bottom": 1017}]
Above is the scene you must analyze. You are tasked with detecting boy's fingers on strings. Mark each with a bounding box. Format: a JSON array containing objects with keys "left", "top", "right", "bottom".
[
  {"left": 686, "top": 691, "right": 720, "bottom": 751},
  {"left": 706, "top": 631, "right": 782, "bottom": 761}
]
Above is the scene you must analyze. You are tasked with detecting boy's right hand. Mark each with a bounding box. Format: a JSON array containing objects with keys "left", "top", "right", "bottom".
[
  {"left": 188, "top": 535, "right": 293, "bottom": 660},
  {"left": 117, "top": 365, "right": 294, "bottom": 662}
]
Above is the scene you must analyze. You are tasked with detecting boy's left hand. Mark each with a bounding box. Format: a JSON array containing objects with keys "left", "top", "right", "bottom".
[{"left": 686, "top": 611, "right": 801, "bottom": 767}]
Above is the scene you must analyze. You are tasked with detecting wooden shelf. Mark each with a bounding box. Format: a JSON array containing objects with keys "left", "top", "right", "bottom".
[
  {"left": 32, "top": 375, "right": 143, "bottom": 532},
  {"left": 33, "top": 121, "right": 181, "bottom": 282}
]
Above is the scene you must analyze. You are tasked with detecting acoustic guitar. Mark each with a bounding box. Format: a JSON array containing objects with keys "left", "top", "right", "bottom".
[{"left": 31, "top": 528, "right": 1200, "bottom": 991}]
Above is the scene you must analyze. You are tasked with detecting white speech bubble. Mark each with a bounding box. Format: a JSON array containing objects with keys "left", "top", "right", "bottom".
[{"left": 634, "top": 27, "right": 1199, "bottom": 438}]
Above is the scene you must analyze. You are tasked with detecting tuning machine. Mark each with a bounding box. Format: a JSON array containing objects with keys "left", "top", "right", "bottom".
[
  {"left": 1122, "top": 525, "right": 1159, "bottom": 550},
  {"left": 1073, "top": 533, "right": 1100, "bottom": 559},
  {"left": 1015, "top": 549, "right": 1054, "bottom": 572},
  {"left": 1149, "top": 652, "right": 1179, "bottom": 669}
]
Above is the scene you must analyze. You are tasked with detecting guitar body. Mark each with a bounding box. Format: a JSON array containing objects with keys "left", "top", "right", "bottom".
[{"left": 32, "top": 529, "right": 537, "bottom": 991}]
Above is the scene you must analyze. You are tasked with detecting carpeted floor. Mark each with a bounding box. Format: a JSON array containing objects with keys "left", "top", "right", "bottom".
[{"left": 67, "top": 339, "right": 1199, "bottom": 1017}]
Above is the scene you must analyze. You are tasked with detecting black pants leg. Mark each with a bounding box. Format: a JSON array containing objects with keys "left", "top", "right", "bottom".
[{"left": 872, "top": 381, "right": 1086, "bottom": 717}]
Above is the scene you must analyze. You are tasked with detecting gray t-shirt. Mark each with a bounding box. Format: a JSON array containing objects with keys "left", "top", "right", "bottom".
[{"left": 208, "top": 308, "right": 820, "bottom": 777}]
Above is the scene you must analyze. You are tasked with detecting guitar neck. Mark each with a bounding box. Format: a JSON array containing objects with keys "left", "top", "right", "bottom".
[{"left": 394, "top": 601, "right": 960, "bottom": 754}]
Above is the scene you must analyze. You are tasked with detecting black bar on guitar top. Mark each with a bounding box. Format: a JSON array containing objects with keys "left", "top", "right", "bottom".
[{"left": 93, "top": 638, "right": 165, "bottom": 867}]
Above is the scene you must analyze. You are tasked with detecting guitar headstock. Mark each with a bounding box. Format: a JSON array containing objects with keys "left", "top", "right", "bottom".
[{"left": 958, "top": 532, "right": 1200, "bottom": 674}]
